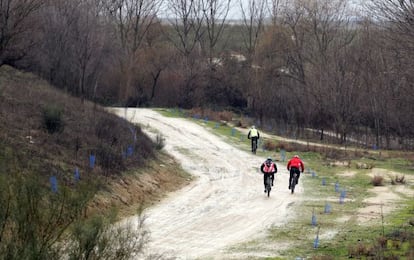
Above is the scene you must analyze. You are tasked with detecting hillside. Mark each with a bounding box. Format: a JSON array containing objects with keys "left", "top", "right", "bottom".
[{"left": 0, "top": 65, "right": 189, "bottom": 216}]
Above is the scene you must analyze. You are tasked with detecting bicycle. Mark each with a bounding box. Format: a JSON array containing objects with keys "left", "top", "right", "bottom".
[
  {"left": 264, "top": 174, "right": 272, "bottom": 197},
  {"left": 252, "top": 138, "right": 258, "bottom": 154},
  {"left": 290, "top": 172, "right": 298, "bottom": 194}
]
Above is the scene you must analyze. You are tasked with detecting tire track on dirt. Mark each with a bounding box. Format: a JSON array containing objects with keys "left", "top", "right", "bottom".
[{"left": 112, "top": 108, "right": 302, "bottom": 259}]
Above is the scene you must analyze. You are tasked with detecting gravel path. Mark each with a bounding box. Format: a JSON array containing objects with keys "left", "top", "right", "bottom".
[{"left": 111, "top": 108, "right": 303, "bottom": 259}]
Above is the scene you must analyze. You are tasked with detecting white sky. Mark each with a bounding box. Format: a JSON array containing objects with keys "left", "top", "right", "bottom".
[
  {"left": 227, "top": 0, "right": 365, "bottom": 20},
  {"left": 161, "top": 0, "right": 365, "bottom": 20}
]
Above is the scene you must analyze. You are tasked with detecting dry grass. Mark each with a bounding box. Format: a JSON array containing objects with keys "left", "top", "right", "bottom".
[
  {"left": 0, "top": 65, "right": 191, "bottom": 217},
  {"left": 188, "top": 107, "right": 234, "bottom": 122},
  {"left": 0, "top": 65, "right": 155, "bottom": 182},
  {"left": 391, "top": 175, "right": 406, "bottom": 185}
]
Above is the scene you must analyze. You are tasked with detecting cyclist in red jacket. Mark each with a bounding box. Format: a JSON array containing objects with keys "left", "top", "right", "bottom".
[{"left": 287, "top": 155, "right": 304, "bottom": 189}]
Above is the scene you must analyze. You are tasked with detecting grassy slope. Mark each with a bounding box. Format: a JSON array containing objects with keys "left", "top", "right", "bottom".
[{"left": 0, "top": 65, "right": 190, "bottom": 217}]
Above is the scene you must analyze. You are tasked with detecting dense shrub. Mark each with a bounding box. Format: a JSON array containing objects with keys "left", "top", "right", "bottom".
[
  {"left": 263, "top": 139, "right": 277, "bottom": 151},
  {"left": 96, "top": 143, "right": 124, "bottom": 171},
  {"left": 372, "top": 175, "right": 384, "bottom": 186},
  {"left": 391, "top": 175, "right": 406, "bottom": 185},
  {"left": 42, "top": 104, "right": 64, "bottom": 134}
]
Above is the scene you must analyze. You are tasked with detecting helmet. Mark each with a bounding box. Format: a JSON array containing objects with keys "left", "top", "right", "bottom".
[
  {"left": 294, "top": 155, "right": 299, "bottom": 158},
  {"left": 266, "top": 157, "right": 272, "bottom": 165},
  {"left": 252, "top": 125, "right": 256, "bottom": 129}
]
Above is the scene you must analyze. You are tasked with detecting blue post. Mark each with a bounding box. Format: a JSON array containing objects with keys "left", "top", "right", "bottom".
[
  {"left": 50, "top": 176, "right": 58, "bottom": 193},
  {"left": 313, "top": 236, "right": 319, "bottom": 249},
  {"left": 339, "top": 189, "right": 347, "bottom": 204},
  {"left": 74, "top": 168, "right": 80, "bottom": 182},
  {"left": 215, "top": 123, "right": 219, "bottom": 129},
  {"left": 322, "top": 178, "right": 326, "bottom": 186},
  {"left": 231, "top": 128, "right": 235, "bottom": 136},
  {"left": 280, "top": 149, "right": 286, "bottom": 162},
  {"left": 204, "top": 117, "right": 208, "bottom": 123},
  {"left": 311, "top": 214, "right": 317, "bottom": 226},
  {"left": 89, "top": 154, "right": 95, "bottom": 169},
  {"left": 312, "top": 171, "right": 316, "bottom": 177},
  {"left": 324, "top": 203, "right": 331, "bottom": 213},
  {"left": 127, "top": 145, "right": 133, "bottom": 157},
  {"left": 335, "top": 182, "right": 339, "bottom": 192}
]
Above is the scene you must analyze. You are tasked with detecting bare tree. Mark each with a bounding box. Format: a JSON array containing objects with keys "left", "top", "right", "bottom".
[
  {"left": 363, "top": 0, "right": 414, "bottom": 148},
  {"left": 106, "top": 0, "right": 163, "bottom": 101},
  {"left": 201, "top": 0, "right": 231, "bottom": 65},
  {"left": 164, "top": 0, "right": 206, "bottom": 107},
  {"left": 303, "top": 0, "right": 357, "bottom": 143},
  {"left": 71, "top": 0, "right": 107, "bottom": 101},
  {"left": 0, "top": 0, "right": 45, "bottom": 65},
  {"left": 35, "top": 0, "right": 108, "bottom": 101},
  {"left": 238, "top": 0, "right": 267, "bottom": 119},
  {"left": 239, "top": 0, "right": 267, "bottom": 61},
  {"left": 269, "top": 0, "right": 281, "bottom": 25},
  {"left": 166, "top": 0, "right": 205, "bottom": 56}
]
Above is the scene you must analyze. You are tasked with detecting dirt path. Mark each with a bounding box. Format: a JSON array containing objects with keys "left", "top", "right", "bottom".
[{"left": 111, "top": 108, "right": 302, "bottom": 259}]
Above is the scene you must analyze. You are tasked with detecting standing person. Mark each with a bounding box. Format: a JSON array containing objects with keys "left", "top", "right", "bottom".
[
  {"left": 247, "top": 125, "right": 260, "bottom": 153},
  {"left": 287, "top": 155, "right": 304, "bottom": 189},
  {"left": 260, "top": 157, "right": 277, "bottom": 192}
]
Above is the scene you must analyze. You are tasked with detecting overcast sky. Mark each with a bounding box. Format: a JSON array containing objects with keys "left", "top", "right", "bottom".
[
  {"left": 228, "top": 0, "right": 365, "bottom": 19},
  {"left": 161, "top": 0, "right": 365, "bottom": 20}
]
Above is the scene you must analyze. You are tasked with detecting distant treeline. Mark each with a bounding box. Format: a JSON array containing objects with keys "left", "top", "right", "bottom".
[{"left": 1, "top": 0, "right": 413, "bottom": 149}]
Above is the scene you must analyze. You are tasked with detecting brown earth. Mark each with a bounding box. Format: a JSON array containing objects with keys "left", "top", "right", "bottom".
[{"left": 89, "top": 152, "right": 192, "bottom": 218}]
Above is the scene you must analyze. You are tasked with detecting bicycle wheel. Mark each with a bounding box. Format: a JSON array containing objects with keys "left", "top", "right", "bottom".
[
  {"left": 266, "top": 176, "right": 272, "bottom": 197},
  {"left": 290, "top": 175, "right": 296, "bottom": 194},
  {"left": 253, "top": 140, "right": 257, "bottom": 154}
]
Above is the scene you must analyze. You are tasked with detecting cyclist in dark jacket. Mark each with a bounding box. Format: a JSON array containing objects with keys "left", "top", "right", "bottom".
[
  {"left": 260, "top": 157, "right": 277, "bottom": 192},
  {"left": 287, "top": 155, "right": 304, "bottom": 189}
]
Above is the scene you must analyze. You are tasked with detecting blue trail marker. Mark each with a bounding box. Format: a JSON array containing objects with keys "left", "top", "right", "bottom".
[
  {"left": 74, "top": 168, "right": 80, "bottom": 182},
  {"left": 89, "top": 154, "right": 95, "bottom": 169},
  {"left": 50, "top": 176, "right": 58, "bottom": 193},
  {"left": 324, "top": 203, "right": 331, "bottom": 213}
]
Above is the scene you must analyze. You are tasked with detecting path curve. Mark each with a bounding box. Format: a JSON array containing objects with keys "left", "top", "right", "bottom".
[{"left": 112, "top": 108, "right": 303, "bottom": 259}]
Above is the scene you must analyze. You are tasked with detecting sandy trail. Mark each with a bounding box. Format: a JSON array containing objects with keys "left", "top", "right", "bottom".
[{"left": 111, "top": 108, "right": 302, "bottom": 259}]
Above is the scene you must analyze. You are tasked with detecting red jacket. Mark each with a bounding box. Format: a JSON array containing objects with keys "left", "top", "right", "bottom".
[{"left": 287, "top": 157, "right": 304, "bottom": 172}]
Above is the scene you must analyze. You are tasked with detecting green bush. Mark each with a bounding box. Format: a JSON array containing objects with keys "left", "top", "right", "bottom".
[
  {"left": 42, "top": 104, "right": 64, "bottom": 134},
  {"left": 0, "top": 173, "right": 148, "bottom": 259}
]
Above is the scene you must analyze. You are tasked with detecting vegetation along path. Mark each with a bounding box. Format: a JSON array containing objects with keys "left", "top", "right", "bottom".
[{"left": 110, "top": 108, "right": 413, "bottom": 259}]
